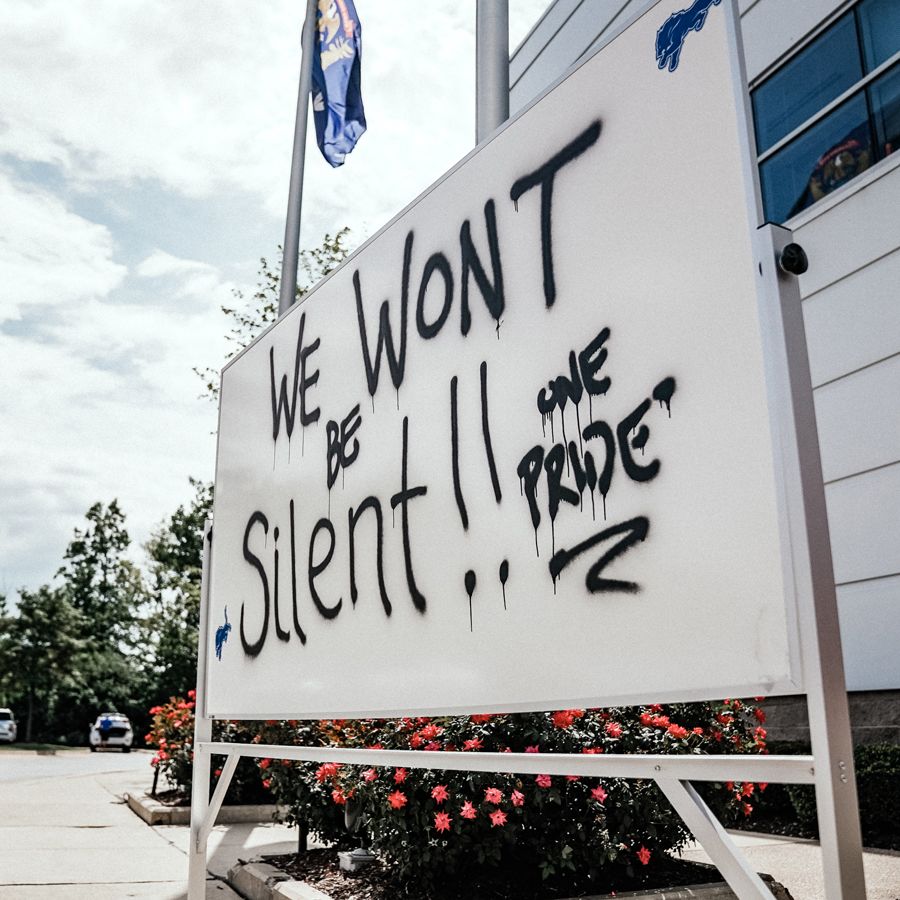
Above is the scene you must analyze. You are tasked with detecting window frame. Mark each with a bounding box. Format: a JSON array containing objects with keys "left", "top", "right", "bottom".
[{"left": 749, "top": 0, "right": 900, "bottom": 222}]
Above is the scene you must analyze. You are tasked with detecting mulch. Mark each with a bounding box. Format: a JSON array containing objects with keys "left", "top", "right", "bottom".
[{"left": 263, "top": 849, "right": 725, "bottom": 899}]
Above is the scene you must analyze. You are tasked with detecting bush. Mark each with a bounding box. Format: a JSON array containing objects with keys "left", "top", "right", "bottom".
[
  {"left": 145, "top": 696, "right": 769, "bottom": 891},
  {"left": 145, "top": 693, "right": 268, "bottom": 804},
  {"left": 323, "top": 701, "right": 765, "bottom": 894},
  {"left": 727, "top": 740, "right": 900, "bottom": 851}
]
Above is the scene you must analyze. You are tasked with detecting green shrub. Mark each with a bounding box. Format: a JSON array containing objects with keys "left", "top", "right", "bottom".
[
  {"left": 777, "top": 742, "right": 900, "bottom": 850},
  {"left": 324, "top": 701, "right": 765, "bottom": 894},
  {"left": 145, "top": 694, "right": 268, "bottom": 804}
]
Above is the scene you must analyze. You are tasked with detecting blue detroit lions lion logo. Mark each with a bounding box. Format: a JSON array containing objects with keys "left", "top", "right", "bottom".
[
  {"left": 656, "top": 0, "right": 722, "bottom": 72},
  {"left": 214, "top": 607, "right": 231, "bottom": 661}
]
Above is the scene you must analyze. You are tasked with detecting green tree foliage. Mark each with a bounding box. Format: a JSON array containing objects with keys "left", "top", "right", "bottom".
[
  {"left": 53, "top": 500, "right": 148, "bottom": 741},
  {"left": 194, "top": 228, "right": 352, "bottom": 402},
  {"left": 58, "top": 499, "right": 145, "bottom": 645},
  {"left": 0, "top": 586, "right": 86, "bottom": 742},
  {"left": 142, "top": 478, "right": 214, "bottom": 702}
]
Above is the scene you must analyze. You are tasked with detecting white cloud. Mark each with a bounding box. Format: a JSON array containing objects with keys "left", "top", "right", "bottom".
[
  {"left": 0, "top": 172, "right": 126, "bottom": 321},
  {"left": 0, "top": 0, "right": 552, "bottom": 597}
]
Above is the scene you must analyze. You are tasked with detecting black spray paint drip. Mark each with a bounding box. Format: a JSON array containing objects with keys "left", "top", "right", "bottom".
[
  {"left": 653, "top": 376, "right": 676, "bottom": 417},
  {"left": 499, "top": 560, "right": 509, "bottom": 610},
  {"left": 465, "top": 569, "right": 476, "bottom": 632}
]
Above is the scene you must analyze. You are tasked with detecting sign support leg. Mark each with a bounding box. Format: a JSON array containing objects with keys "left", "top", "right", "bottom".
[
  {"left": 188, "top": 518, "right": 215, "bottom": 900},
  {"left": 759, "top": 224, "right": 866, "bottom": 898},
  {"left": 657, "top": 777, "right": 773, "bottom": 899}
]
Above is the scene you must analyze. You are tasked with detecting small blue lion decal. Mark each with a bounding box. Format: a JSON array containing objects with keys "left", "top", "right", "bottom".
[
  {"left": 656, "top": 0, "right": 722, "bottom": 72},
  {"left": 214, "top": 607, "right": 231, "bottom": 661}
]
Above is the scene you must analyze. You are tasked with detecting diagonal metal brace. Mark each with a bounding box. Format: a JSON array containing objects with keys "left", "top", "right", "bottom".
[
  {"left": 656, "top": 776, "right": 775, "bottom": 900},
  {"left": 196, "top": 752, "right": 238, "bottom": 852}
]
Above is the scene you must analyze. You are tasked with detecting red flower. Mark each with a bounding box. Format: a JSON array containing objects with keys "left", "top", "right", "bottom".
[
  {"left": 469, "top": 714, "right": 493, "bottom": 724},
  {"left": 332, "top": 788, "right": 346, "bottom": 805},
  {"left": 484, "top": 787, "right": 503, "bottom": 804},
  {"left": 525, "top": 745, "right": 540, "bottom": 754},
  {"left": 536, "top": 774, "right": 552, "bottom": 788},
  {"left": 368, "top": 743, "right": 384, "bottom": 750},
  {"left": 424, "top": 741, "right": 441, "bottom": 752},
  {"left": 362, "top": 768, "right": 377, "bottom": 782},
  {"left": 511, "top": 790, "right": 524, "bottom": 807},
  {"left": 754, "top": 727, "right": 767, "bottom": 741},
  {"left": 754, "top": 707, "right": 767, "bottom": 723},
  {"left": 315, "top": 762, "right": 338, "bottom": 783},
  {"left": 552, "top": 710, "right": 575, "bottom": 729},
  {"left": 667, "top": 724, "right": 689, "bottom": 739},
  {"left": 187, "top": 690, "right": 196, "bottom": 699},
  {"left": 759, "top": 782, "right": 768, "bottom": 792},
  {"left": 582, "top": 747, "right": 604, "bottom": 754},
  {"left": 432, "top": 784, "right": 449, "bottom": 804},
  {"left": 726, "top": 781, "right": 735, "bottom": 792},
  {"left": 214, "top": 768, "right": 222, "bottom": 777},
  {"left": 742, "top": 802, "right": 753, "bottom": 817},
  {"left": 636, "top": 846, "right": 651, "bottom": 866},
  {"left": 262, "top": 779, "right": 271, "bottom": 789},
  {"left": 591, "top": 785, "right": 608, "bottom": 803},
  {"left": 460, "top": 800, "right": 477, "bottom": 819},
  {"left": 716, "top": 713, "right": 733, "bottom": 725},
  {"left": 421, "top": 723, "right": 442, "bottom": 739},
  {"left": 741, "top": 782, "right": 755, "bottom": 797},
  {"left": 410, "top": 733, "right": 423, "bottom": 748},
  {"left": 692, "top": 726, "right": 704, "bottom": 735},
  {"left": 394, "top": 767, "right": 408, "bottom": 783},
  {"left": 605, "top": 721, "right": 622, "bottom": 739},
  {"left": 462, "top": 737, "right": 483, "bottom": 751},
  {"left": 489, "top": 809, "right": 508, "bottom": 827},
  {"left": 387, "top": 790, "right": 407, "bottom": 810},
  {"left": 434, "top": 811, "right": 452, "bottom": 833}
]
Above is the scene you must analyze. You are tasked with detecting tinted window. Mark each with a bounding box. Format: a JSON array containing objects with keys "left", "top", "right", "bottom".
[
  {"left": 871, "top": 64, "right": 900, "bottom": 156},
  {"left": 753, "top": 13, "right": 862, "bottom": 154},
  {"left": 858, "top": 0, "right": 900, "bottom": 71},
  {"left": 0, "top": 712, "right": 11, "bottom": 721},
  {"left": 760, "top": 93, "right": 872, "bottom": 222}
]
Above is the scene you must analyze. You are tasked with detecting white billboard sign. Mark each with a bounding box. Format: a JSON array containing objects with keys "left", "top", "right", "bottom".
[{"left": 207, "top": 0, "right": 804, "bottom": 718}]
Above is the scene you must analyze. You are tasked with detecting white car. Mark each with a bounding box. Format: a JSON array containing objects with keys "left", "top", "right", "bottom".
[
  {"left": 0, "top": 709, "right": 16, "bottom": 743},
  {"left": 89, "top": 713, "right": 133, "bottom": 752}
]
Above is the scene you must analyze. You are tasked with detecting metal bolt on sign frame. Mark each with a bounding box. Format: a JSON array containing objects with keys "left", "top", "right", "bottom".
[{"left": 186, "top": 228, "right": 865, "bottom": 899}]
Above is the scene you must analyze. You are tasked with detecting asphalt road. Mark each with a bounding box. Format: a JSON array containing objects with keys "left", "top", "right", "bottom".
[{"left": 0, "top": 747, "right": 153, "bottom": 782}]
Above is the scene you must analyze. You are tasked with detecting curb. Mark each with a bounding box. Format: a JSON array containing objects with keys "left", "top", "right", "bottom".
[
  {"left": 124, "top": 791, "right": 284, "bottom": 826},
  {"left": 226, "top": 857, "right": 794, "bottom": 900}
]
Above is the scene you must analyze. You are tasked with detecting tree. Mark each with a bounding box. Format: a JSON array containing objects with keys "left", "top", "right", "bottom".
[
  {"left": 142, "top": 478, "right": 214, "bottom": 700},
  {"left": 58, "top": 499, "right": 145, "bottom": 646},
  {"left": 194, "top": 228, "right": 352, "bottom": 402},
  {"left": 53, "top": 500, "right": 148, "bottom": 740},
  {"left": 0, "top": 586, "right": 87, "bottom": 741}
]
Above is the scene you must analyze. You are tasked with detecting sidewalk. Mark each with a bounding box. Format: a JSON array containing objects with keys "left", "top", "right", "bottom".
[
  {"left": 681, "top": 830, "right": 900, "bottom": 900},
  {"left": 0, "top": 752, "right": 296, "bottom": 899}
]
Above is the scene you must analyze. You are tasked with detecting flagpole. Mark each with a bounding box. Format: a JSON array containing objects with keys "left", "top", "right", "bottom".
[
  {"left": 279, "top": 0, "right": 319, "bottom": 317},
  {"left": 475, "top": 0, "right": 509, "bottom": 143}
]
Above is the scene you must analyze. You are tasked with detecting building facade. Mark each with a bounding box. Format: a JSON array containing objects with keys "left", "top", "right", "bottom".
[{"left": 510, "top": 0, "right": 900, "bottom": 733}]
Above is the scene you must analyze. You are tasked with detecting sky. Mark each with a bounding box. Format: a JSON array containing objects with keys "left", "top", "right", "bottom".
[{"left": 0, "top": 0, "right": 549, "bottom": 602}]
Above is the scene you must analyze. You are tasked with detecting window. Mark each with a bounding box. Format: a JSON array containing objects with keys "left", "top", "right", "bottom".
[{"left": 752, "top": 0, "right": 900, "bottom": 222}]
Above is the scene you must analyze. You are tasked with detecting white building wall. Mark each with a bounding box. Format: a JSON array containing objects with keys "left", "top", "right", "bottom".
[{"left": 510, "top": 0, "right": 900, "bottom": 690}]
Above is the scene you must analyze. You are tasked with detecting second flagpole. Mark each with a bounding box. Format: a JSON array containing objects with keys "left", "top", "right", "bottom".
[{"left": 279, "top": 0, "right": 319, "bottom": 318}]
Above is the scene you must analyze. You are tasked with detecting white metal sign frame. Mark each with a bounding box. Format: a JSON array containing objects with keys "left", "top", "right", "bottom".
[{"left": 187, "top": 1, "right": 866, "bottom": 896}]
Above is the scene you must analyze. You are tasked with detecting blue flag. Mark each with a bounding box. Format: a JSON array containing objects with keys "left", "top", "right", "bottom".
[{"left": 312, "top": 0, "right": 366, "bottom": 167}]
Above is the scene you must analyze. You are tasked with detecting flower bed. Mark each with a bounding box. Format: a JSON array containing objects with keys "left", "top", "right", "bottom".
[{"left": 147, "top": 696, "right": 771, "bottom": 894}]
